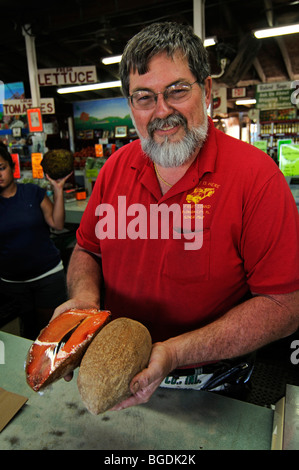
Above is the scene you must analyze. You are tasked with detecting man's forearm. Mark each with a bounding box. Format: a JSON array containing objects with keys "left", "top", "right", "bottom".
[
  {"left": 67, "top": 243, "right": 102, "bottom": 308},
  {"left": 166, "top": 292, "right": 299, "bottom": 370},
  {"left": 97, "top": 291, "right": 298, "bottom": 411}
]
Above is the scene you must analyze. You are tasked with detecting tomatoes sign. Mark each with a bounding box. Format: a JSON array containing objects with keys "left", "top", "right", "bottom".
[{"left": 3, "top": 98, "right": 55, "bottom": 116}]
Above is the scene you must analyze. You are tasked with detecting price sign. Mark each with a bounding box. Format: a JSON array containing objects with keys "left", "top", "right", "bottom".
[
  {"left": 27, "top": 108, "right": 43, "bottom": 132},
  {"left": 253, "top": 140, "right": 268, "bottom": 153},
  {"left": 31, "top": 153, "right": 44, "bottom": 179},
  {"left": 279, "top": 144, "right": 299, "bottom": 177},
  {"left": 11, "top": 153, "right": 21, "bottom": 179},
  {"left": 95, "top": 144, "right": 104, "bottom": 157}
]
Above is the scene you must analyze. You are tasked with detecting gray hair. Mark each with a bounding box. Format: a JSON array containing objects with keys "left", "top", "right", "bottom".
[{"left": 119, "top": 22, "right": 211, "bottom": 98}]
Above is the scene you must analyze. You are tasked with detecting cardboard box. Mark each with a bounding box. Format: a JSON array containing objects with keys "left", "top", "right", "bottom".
[{"left": 0, "top": 387, "right": 28, "bottom": 432}]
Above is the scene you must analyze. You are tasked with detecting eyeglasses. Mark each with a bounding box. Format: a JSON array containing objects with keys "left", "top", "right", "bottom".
[{"left": 129, "top": 80, "right": 198, "bottom": 110}]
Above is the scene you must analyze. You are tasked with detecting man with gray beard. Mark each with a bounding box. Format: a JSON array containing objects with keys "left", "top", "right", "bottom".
[
  {"left": 138, "top": 97, "right": 208, "bottom": 168},
  {"left": 53, "top": 22, "right": 299, "bottom": 410}
]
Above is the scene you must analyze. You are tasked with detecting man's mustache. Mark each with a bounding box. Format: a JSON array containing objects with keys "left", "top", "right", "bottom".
[{"left": 147, "top": 113, "right": 188, "bottom": 138}]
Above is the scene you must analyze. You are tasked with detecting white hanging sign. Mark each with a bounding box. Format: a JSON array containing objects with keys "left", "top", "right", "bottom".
[
  {"left": 38, "top": 66, "right": 97, "bottom": 86},
  {"left": 3, "top": 98, "right": 55, "bottom": 115}
]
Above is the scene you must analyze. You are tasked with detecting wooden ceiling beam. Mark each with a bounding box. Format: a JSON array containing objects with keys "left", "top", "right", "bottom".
[
  {"left": 253, "top": 57, "right": 267, "bottom": 83},
  {"left": 275, "top": 36, "right": 295, "bottom": 81},
  {"left": 263, "top": 0, "right": 295, "bottom": 81}
]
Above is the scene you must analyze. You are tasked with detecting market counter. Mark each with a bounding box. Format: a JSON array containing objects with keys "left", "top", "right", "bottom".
[
  {"left": 0, "top": 331, "right": 274, "bottom": 450},
  {"left": 64, "top": 197, "right": 89, "bottom": 224}
]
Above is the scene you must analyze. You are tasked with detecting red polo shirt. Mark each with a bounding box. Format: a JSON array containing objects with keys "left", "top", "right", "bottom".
[{"left": 77, "top": 119, "right": 299, "bottom": 342}]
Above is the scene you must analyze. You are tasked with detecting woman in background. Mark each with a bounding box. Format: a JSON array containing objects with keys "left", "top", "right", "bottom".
[{"left": 0, "top": 143, "right": 71, "bottom": 339}]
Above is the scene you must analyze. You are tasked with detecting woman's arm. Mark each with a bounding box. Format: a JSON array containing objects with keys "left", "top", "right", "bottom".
[{"left": 40, "top": 172, "right": 72, "bottom": 230}]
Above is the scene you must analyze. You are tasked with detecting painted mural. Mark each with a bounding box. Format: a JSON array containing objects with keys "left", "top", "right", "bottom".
[
  {"left": 73, "top": 97, "right": 133, "bottom": 131},
  {"left": 0, "top": 82, "right": 26, "bottom": 132}
]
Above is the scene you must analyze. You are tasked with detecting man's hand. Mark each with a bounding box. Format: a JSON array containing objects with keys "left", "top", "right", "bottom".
[
  {"left": 51, "top": 297, "right": 100, "bottom": 321},
  {"left": 111, "top": 341, "right": 178, "bottom": 411}
]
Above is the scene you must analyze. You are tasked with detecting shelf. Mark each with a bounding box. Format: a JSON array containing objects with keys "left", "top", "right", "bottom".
[{"left": 259, "top": 134, "right": 299, "bottom": 137}]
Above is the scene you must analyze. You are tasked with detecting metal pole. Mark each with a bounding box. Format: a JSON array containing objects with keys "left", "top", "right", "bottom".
[
  {"left": 22, "top": 24, "right": 40, "bottom": 107},
  {"left": 193, "top": 0, "right": 205, "bottom": 40},
  {"left": 68, "top": 116, "right": 75, "bottom": 153}
]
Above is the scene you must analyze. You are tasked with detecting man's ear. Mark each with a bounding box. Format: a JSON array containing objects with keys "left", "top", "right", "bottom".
[{"left": 204, "top": 76, "right": 212, "bottom": 108}]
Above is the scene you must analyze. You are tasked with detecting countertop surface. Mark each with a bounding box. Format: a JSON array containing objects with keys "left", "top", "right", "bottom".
[
  {"left": 0, "top": 331, "right": 274, "bottom": 451},
  {"left": 64, "top": 197, "right": 89, "bottom": 224}
]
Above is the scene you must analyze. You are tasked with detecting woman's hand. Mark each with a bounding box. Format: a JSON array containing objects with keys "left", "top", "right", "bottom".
[
  {"left": 45, "top": 172, "right": 73, "bottom": 191},
  {"left": 41, "top": 172, "right": 73, "bottom": 230},
  {"left": 111, "top": 341, "right": 178, "bottom": 411}
]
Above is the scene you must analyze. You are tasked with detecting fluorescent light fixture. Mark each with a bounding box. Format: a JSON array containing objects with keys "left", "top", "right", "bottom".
[
  {"left": 57, "top": 80, "right": 122, "bottom": 94},
  {"left": 235, "top": 99, "right": 256, "bottom": 105},
  {"left": 204, "top": 37, "right": 217, "bottom": 47},
  {"left": 101, "top": 38, "right": 217, "bottom": 65},
  {"left": 102, "top": 55, "right": 122, "bottom": 65},
  {"left": 254, "top": 24, "right": 299, "bottom": 39}
]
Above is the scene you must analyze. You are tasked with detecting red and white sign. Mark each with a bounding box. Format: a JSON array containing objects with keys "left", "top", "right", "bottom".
[
  {"left": 38, "top": 66, "right": 97, "bottom": 86},
  {"left": 231, "top": 87, "right": 246, "bottom": 98},
  {"left": 212, "top": 87, "right": 227, "bottom": 115},
  {"left": 27, "top": 108, "right": 43, "bottom": 133}
]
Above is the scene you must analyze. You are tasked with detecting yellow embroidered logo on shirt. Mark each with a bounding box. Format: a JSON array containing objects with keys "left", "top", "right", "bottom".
[{"left": 186, "top": 187, "right": 216, "bottom": 203}]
